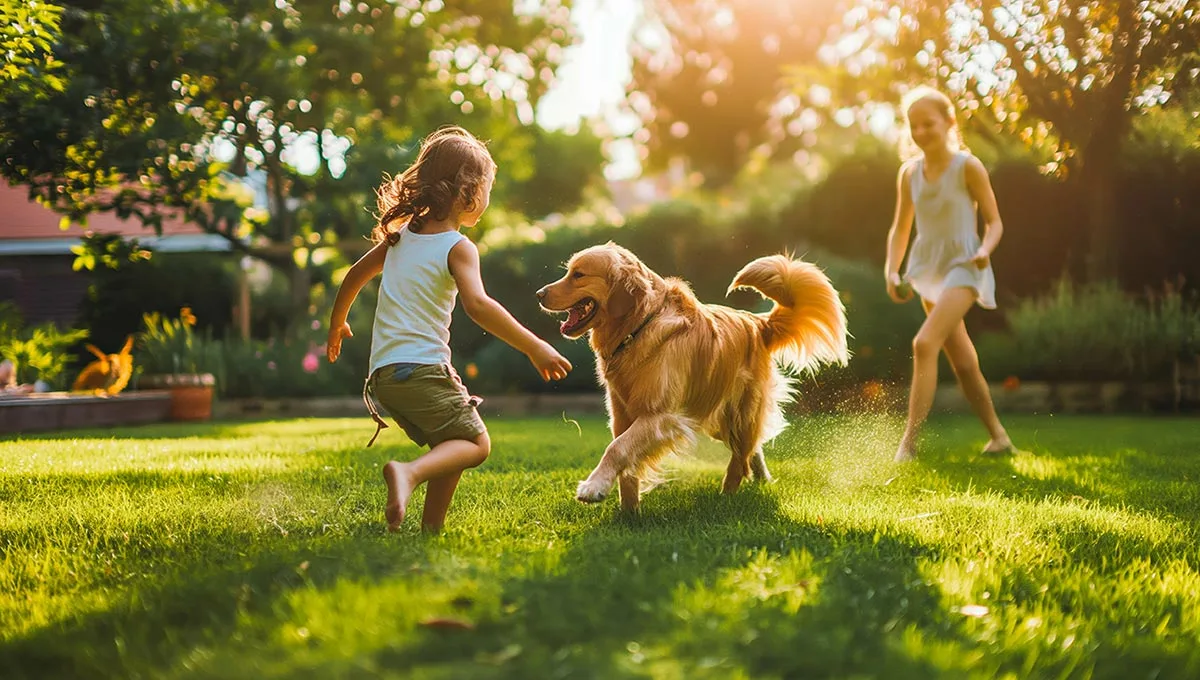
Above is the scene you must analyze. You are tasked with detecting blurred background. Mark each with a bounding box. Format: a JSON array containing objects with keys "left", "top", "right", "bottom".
[{"left": 0, "top": 0, "right": 1197, "bottom": 404}]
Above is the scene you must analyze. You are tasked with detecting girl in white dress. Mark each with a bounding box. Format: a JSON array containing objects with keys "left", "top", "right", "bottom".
[{"left": 884, "top": 87, "right": 1015, "bottom": 462}]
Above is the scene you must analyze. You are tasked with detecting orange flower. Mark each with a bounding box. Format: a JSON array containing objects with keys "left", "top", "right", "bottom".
[
  {"left": 1003, "top": 375, "right": 1020, "bottom": 392},
  {"left": 180, "top": 307, "right": 197, "bottom": 327},
  {"left": 465, "top": 363, "right": 479, "bottom": 379}
]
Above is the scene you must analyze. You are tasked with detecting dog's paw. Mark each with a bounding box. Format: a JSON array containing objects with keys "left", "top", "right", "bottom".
[{"left": 576, "top": 478, "right": 611, "bottom": 503}]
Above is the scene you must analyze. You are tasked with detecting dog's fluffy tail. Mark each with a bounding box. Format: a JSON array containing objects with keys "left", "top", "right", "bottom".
[{"left": 728, "top": 254, "right": 850, "bottom": 374}]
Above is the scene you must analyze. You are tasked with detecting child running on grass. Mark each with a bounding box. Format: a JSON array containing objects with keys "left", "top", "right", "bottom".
[
  {"left": 327, "top": 126, "right": 572, "bottom": 532},
  {"left": 884, "top": 86, "right": 1016, "bottom": 462}
]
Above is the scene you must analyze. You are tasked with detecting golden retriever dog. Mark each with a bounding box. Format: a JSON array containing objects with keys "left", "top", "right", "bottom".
[{"left": 537, "top": 243, "right": 849, "bottom": 512}]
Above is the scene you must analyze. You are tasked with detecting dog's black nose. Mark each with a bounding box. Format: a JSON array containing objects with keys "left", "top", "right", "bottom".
[{"left": 535, "top": 287, "right": 547, "bottom": 301}]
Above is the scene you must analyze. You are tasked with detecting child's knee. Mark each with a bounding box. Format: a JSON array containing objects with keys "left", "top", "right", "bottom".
[
  {"left": 912, "top": 333, "right": 940, "bottom": 359},
  {"left": 470, "top": 432, "right": 491, "bottom": 467}
]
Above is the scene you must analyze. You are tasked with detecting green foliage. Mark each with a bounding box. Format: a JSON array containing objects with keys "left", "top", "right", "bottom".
[
  {"left": 213, "top": 334, "right": 363, "bottom": 400},
  {"left": 4, "top": 415, "right": 1200, "bottom": 677},
  {"left": 138, "top": 307, "right": 222, "bottom": 377},
  {"left": 0, "top": 0, "right": 577, "bottom": 331},
  {"left": 980, "top": 280, "right": 1200, "bottom": 382},
  {"left": 627, "top": 0, "right": 841, "bottom": 185},
  {"left": 0, "top": 0, "right": 64, "bottom": 97},
  {"left": 69, "top": 231, "right": 152, "bottom": 272},
  {"left": 78, "top": 252, "right": 237, "bottom": 355},
  {"left": 0, "top": 323, "right": 89, "bottom": 388},
  {"left": 0, "top": 301, "right": 21, "bottom": 346},
  {"left": 501, "top": 127, "right": 608, "bottom": 218}
]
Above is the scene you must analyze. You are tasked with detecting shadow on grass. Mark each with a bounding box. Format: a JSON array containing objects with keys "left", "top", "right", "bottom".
[
  {"left": 376, "top": 483, "right": 963, "bottom": 679},
  {"left": 5, "top": 414, "right": 1200, "bottom": 678}
]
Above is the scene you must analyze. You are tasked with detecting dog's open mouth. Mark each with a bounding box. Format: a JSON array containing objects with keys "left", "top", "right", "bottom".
[{"left": 559, "top": 298, "right": 597, "bottom": 336}]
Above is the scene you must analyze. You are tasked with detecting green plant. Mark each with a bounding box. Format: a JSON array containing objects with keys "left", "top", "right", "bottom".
[
  {"left": 980, "top": 279, "right": 1200, "bottom": 382},
  {"left": 0, "top": 324, "right": 89, "bottom": 388},
  {"left": 0, "top": 301, "right": 22, "bottom": 346},
  {"left": 138, "top": 307, "right": 222, "bottom": 376}
]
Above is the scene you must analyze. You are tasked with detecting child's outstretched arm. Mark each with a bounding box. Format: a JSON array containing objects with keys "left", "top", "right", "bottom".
[
  {"left": 965, "top": 156, "right": 1004, "bottom": 267},
  {"left": 327, "top": 242, "right": 388, "bottom": 363},
  {"left": 448, "top": 239, "right": 572, "bottom": 382},
  {"left": 885, "top": 163, "right": 916, "bottom": 302}
]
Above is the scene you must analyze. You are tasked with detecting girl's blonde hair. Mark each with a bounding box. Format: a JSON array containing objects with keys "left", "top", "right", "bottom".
[
  {"left": 372, "top": 125, "right": 496, "bottom": 243},
  {"left": 898, "top": 86, "right": 966, "bottom": 161}
]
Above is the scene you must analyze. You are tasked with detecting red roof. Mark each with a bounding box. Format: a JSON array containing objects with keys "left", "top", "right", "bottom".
[{"left": 0, "top": 181, "right": 204, "bottom": 240}]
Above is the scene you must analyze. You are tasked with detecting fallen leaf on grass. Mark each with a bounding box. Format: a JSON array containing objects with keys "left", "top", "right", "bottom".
[{"left": 419, "top": 617, "right": 475, "bottom": 630}]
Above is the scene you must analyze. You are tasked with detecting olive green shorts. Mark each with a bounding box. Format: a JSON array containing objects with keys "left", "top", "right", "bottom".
[{"left": 364, "top": 363, "right": 486, "bottom": 448}]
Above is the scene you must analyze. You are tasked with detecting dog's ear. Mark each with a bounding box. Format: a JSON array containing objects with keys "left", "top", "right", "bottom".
[{"left": 607, "top": 251, "right": 653, "bottom": 319}]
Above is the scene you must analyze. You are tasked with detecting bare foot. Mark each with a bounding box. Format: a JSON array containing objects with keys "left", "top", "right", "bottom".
[
  {"left": 982, "top": 438, "right": 1016, "bottom": 455},
  {"left": 382, "top": 461, "right": 414, "bottom": 532},
  {"left": 894, "top": 443, "right": 917, "bottom": 463}
]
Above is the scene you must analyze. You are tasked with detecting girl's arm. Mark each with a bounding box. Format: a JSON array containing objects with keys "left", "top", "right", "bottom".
[
  {"left": 326, "top": 242, "right": 388, "bottom": 363},
  {"left": 965, "top": 155, "right": 1003, "bottom": 266},
  {"left": 448, "top": 239, "right": 571, "bottom": 382},
  {"left": 885, "top": 163, "right": 916, "bottom": 301}
]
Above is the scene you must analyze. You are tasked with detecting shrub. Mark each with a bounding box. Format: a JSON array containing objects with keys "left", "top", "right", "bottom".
[
  {"left": 138, "top": 307, "right": 223, "bottom": 377},
  {"left": 978, "top": 280, "right": 1200, "bottom": 382}
]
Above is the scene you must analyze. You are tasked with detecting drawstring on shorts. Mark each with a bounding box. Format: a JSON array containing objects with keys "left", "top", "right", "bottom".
[{"left": 362, "top": 373, "right": 389, "bottom": 447}]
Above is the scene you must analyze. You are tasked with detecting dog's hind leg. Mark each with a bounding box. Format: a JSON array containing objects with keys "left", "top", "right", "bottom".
[
  {"left": 722, "top": 439, "right": 754, "bottom": 495},
  {"left": 749, "top": 448, "right": 773, "bottom": 483},
  {"left": 577, "top": 413, "right": 694, "bottom": 504},
  {"left": 618, "top": 473, "right": 641, "bottom": 513},
  {"left": 722, "top": 405, "right": 770, "bottom": 494}
]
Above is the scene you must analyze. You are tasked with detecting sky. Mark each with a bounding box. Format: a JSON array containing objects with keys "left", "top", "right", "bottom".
[{"left": 534, "top": 0, "right": 644, "bottom": 179}]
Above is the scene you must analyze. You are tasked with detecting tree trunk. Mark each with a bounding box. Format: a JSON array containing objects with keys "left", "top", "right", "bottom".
[
  {"left": 1080, "top": 156, "right": 1121, "bottom": 282},
  {"left": 266, "top": 152, "right": 310, "bottom": 331}
]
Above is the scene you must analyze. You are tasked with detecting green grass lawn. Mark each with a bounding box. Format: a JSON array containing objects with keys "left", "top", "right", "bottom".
[{"left": 2, "top": 413, "right": 1199, "bottom": 679}]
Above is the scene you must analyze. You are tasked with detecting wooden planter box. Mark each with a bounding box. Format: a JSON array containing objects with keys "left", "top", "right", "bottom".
[{"left": 0, "top": 391, "right": 172, "bottom": 434}]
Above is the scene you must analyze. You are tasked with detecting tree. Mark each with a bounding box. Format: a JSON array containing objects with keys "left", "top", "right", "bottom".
[
  {"left": 832, "top": 0, "right": 1200, "bottom": 280},
  {"left": 625, "top": 0, "right": 843, "bottom": 186},
  {"left": 0, "top": 0, "right": 64, "bottom": 98},
  {"left": 0, "top": 0, "right": 574, "bottom": 325}
]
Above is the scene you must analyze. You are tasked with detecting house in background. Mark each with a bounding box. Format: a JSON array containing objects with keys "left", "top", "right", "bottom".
[{"left": 0, "top": 181, "right": 235, "bottom": 328}]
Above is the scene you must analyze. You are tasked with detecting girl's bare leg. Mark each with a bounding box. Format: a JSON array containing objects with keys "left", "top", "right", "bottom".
[
  {"left": 931, "top": 304, "right": 1013, "bottom": 452},
  {"left": 383, "top": 432, "right": 490, "bottom": 531},
  {"left": 896, "top": 287, "right": 978, "bottom": 461},
  {"left": 420, "top": 471, "right": 464, "bottom": 533}
]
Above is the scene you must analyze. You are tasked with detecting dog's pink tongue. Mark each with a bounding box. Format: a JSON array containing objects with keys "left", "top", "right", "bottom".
[{"left": 561, "top": 305, "right": 584, "bottom": 332}]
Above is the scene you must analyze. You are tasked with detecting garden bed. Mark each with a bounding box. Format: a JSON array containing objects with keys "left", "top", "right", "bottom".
[
  {"left": 212, "top": 392, "right": 609, "bottom": 420},
  {"left": 934, "top": 380, "right": 1194, "bottom": 414},
  {"left": 0, "top": 390, "right": 172, "bottom": 434}
]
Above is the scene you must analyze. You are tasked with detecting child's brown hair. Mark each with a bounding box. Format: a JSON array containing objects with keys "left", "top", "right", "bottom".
[{"left": 372, "top": 126, "right": 496, "bottom": 243}]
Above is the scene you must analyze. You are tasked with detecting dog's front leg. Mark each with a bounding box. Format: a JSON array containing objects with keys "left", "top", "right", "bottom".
[{"left": 576, "top": 414, "right": 693, "bottom": 504}]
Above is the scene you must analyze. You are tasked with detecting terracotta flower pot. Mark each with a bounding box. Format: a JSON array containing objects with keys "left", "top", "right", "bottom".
[{"left": 140, "top": 373, "right": 216, "bottom": 421}]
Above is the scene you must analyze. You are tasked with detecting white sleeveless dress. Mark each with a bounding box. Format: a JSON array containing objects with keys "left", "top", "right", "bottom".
[{"left": 904, "top": 152, "right": 996, "bottom": 309}]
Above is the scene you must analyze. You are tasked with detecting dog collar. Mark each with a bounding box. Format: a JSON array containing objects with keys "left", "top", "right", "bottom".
[{"left": 609, "top": 305, "right": 663, "bottom": 359}]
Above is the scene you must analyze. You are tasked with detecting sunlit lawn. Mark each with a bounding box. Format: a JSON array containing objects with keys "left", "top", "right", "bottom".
[{"left": 2, "top": 412, "right": 1199, "bottom": 678}]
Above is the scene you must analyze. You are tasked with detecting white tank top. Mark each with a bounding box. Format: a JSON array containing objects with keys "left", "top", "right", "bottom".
[{"left": 368, "top": 225, "right": 467, "bottom": 374}]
